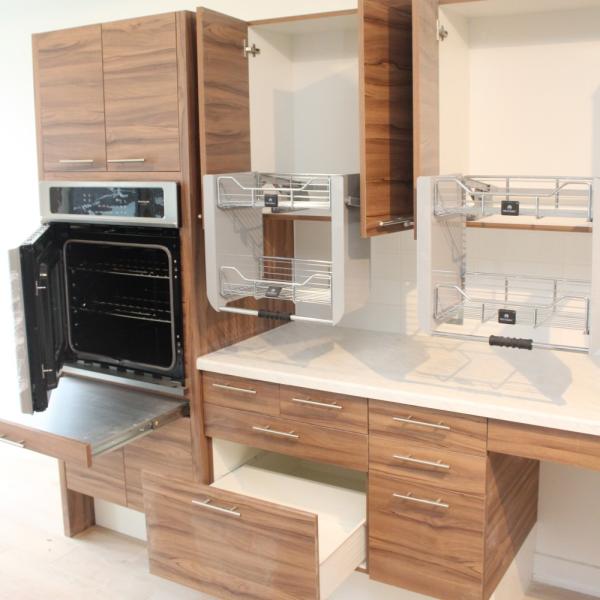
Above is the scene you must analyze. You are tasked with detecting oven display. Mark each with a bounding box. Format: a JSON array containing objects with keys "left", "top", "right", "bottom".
[{"left": 49, "top": 186, "right": 165, "bottom": 219}]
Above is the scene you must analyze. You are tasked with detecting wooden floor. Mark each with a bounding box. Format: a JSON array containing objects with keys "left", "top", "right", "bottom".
[{"left": 0, "top": 443, "right": 594, "bottom": 600}]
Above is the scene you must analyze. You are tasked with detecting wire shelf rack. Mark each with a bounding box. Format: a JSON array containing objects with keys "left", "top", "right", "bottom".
[
  {"left": 70, "top": 259, "right": 170, "bottom": 279},
  {"left": 219, "top": 256, "right": 333, "bottom": 305},
  {"left": 434, "top": 272, "right": 591, "bottom": 333},
  {"left": 216, "top": 173, "right": 332, "bottom": 210},
  {"left": 76, "top": 296, "right": 172, "bottom": 324},
  {"left": 434, "top": 175, "right": 594, "bottom": 221}
]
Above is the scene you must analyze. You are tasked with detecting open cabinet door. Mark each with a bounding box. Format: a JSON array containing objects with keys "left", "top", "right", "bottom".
[
  {"left": 196, "top": 8, "right": 251, "bottom": 177},
  {"left": 359, "top": 0, "right": 414, "bottom": 237},
  {"left": 10, "top": 224, "right": 69, "bottom": 413}
]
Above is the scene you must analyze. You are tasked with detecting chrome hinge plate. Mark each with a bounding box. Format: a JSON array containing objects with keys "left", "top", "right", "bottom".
[
  {"left": 437, "top": 20, "right": 448, "bottom": 42},
  {"left": 243, "top": 39, "right": 261, "bottom": 58}
]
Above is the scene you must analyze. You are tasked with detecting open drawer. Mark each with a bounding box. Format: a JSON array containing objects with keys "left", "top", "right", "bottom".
[
  {"left": 143, "top": 453, "right": 366, "bottom": 600},
  {"left": 0, "top": 375, "right": 186, "bottom": 467}
]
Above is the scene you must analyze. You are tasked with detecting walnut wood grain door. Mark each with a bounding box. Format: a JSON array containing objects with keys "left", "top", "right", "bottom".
[
  {"left": 33, "top": 25, "right": 107, "bottom": 172},
  {"left": 102, "top": 14, "right": 180, "bottom": 172},
  {"left": 359, "top": 0, "right": 414, "bottom": 237}
]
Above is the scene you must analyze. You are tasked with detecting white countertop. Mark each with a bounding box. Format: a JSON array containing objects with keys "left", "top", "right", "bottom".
[{"left": 197, "top": 323, "right": 600, "bottom": 437}]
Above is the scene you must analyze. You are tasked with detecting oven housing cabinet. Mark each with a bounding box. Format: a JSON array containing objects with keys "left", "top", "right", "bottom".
[
  {"left": 417, "top": 175, "right": 600, "bottom": 355},
  {"left": 10, "top": 182, "right": 184, "bottom": 414}
]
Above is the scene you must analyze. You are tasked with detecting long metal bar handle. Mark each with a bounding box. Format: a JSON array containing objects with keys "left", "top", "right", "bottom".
[
  {"left": 192, "top": 498, "right": 241, "bottom": 517},
  {"left": 392, "top": 416, "right": 451, "bottom": 431},
  {"left": 393, "top": 492, "right": 449, "bottom": 509},
  {"left": 107, "top": 158, "right": 145, "bottom": 163},
  {"left": 58, "top": 159, "right": 94, "bottom": 164},
  {"left": 252, "top": 425, "right": 299, "bottom": 439},
  {"left": 291, "top": 397, "right": 342, "bottom": 410},
  {"left": 393, "top": 454, "right": 451, "bottom": 470},
  {"left": 0, "top": 435, "right": 25, "bottom": 448},
  {"left": 212, "top": 382, "right": 256, "bottom": 395}
]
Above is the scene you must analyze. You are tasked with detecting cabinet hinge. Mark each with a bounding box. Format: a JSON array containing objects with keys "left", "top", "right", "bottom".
[
  {"left": 243, "top": 39, "right": 261, "bottom": 58},
  {"left": 437, "top": 20, "right": 448, "bottom": 42}
]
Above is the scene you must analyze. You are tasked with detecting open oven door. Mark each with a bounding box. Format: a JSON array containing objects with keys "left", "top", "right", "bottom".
[{"left": 9, "top": 224, "right": 70, "bottom": 414}]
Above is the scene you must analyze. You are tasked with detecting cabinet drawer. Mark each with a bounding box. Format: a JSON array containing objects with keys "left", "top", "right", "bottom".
[
  {"left": 280, "top": 386, "right": 367, "bottom": 434},
  {"left": 143, "top": 454, "right": 366, "bottom": 599},
  {"left": 124, "top": 419, "right": 194, "bottom": 512},
  {"left": 369, "top": 436, "right": 486, "bottom": 496},
  {"left": 66, "top": 450, "right": 127, "bottom": 505},
  {"left": 369, "top": 400, "right": 487, "bottom": 456},
  {"left": 369, "top": 473, "right": 484, "bottom": 600},
  {"left": 204, "top": 404, "right": 368, "bottom": 472},
  {"left": 203, "top": 371, "right": 279, "bottom": 416}
]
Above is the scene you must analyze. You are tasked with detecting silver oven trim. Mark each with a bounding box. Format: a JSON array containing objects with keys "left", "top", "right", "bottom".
[
  {"left": 39, "top": 181, "right": 179, "bottom": 228},
  {"left": 63, "top": 239, "right": 178, "bottom": 374}
]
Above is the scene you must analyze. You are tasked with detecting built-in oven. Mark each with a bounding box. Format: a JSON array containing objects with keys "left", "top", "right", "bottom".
[{"left": 10, "top": 181, "right": 184, "bottom": 414}]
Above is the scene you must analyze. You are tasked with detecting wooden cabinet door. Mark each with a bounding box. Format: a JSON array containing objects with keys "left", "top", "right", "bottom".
[
  {"left": 34, "top": 25, "right": 107, "bottom": 172},
  {"left": 102, "top": 14, "right": 180, "bottom": 172},
  {"left": 359, "top": 0, "right": 414, "bottom": 237}
]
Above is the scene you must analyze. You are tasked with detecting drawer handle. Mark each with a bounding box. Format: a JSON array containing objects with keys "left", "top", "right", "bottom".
[
  {"left": 0, "top": 434, "right": 25, "bottom": 449},
  {"left": 393, "top": 492, "right": 449, "bottom": 510},
  {"left": 291, "top": 397, "right": 342, "bottom": 410},
  {"left": 192, "top": 498, "right": 241, "bottom": 517},
  {"left": 58, "top": 159, "right": 94, "bottom": 164},
  {"left": 212, "top": 383, "right": 256, "bottom": 395},
  {"left": 392, "top": 416, "right": 451, "bottom": 431},
  {"left": 392, "top": 454, "right": 451, "bottom": 470},
  {"left": 252, "top": 425, "right": 299, "bottom": 439},
  {"left": 107, "top": 158, "right": 146, "bottom": 163}
]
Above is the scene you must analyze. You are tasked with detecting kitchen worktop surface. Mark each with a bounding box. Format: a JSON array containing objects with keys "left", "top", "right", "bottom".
[{"left": 197, "top": 323, "right": 600, "bottom": 436}]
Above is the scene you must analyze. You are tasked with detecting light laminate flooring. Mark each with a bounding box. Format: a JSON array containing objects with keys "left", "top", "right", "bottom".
[{"left": 0, "top": 443, "right": 594, "bottom": 600}]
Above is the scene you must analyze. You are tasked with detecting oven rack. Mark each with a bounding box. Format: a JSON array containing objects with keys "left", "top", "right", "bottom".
[
  {"left": 434, "top": 272, "right": 591, "bottom": 333},
  {"left": 219, "top": 256, "right": 333, "bottom": 305},
  {"left": 216, "top": 173, "right": 332, "bottom": 210},
  {"left": 434, "top": 175, "right": 593, "bottom": 221},
  {"left": 70, "top": 260, "right": 170, "bottom": 280},
  {"left": 76, "top": 296, "right": 172, "bottom": 324}
]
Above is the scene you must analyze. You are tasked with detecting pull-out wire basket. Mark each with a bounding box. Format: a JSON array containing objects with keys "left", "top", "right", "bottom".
[
  {"left": 434, "top": 176, "right": 593, "bottom": 221},
  {"left": 220, "top": 256, "right": 333, "bottom": 305},
  {"left": 434, "top": 272, "right": 591, "bottom": 334},
  {"left": 216, "top": 173, "right": 332, "bottom": 210}
]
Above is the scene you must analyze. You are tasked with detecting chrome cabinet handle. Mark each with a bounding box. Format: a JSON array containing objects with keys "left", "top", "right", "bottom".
[
  {"left": 192, "top": 498, "right": 240, "bottom": 517},
  {"left": 392, "top": 415, "right": 451, "bottom": 431},
  {"left": 393, "top": 492, "right": 449, "bottom": 509},
  {"left": 58, "top": 159, "right": 94, "bottom": 164},
  {"left": 212, "top": 383, "right": 256, "bottom": 395},
  {"left": 107, "top": 158, "right": 145, "bottom": 163},
  {"left": 0, "top": 434, "right": 25, "bottom": 449},
  {"left": 393, "top": 454, "right": 450, "bottom": 470},
  {"left": 378, "top": 217, "right": 414, "bottom": 228},
  {"left": 252, "top": 425, "right": 299, "bottom": 439},
  {"left": 291, "top": 397, "right": 342, "bottom": 410}
]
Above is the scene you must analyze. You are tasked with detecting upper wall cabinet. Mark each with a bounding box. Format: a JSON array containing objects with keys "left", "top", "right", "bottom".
[
  {"left": 33, "top": 13, "right": 184, "bottom": 174},
  {"left": 102, "top": 14, "right": 180, "bottom": 172},
  {"left": 196, "top": 4, "right": 416, "bottom": 238},
  {"left": 34, "top": 25, "right": 107, "bottom": 172}
]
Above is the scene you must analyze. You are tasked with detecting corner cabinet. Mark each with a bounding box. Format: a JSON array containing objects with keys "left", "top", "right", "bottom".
[
  {"left": 196, "top": 4, "right": 428, "bottom": 239},
  {"left": 33, "top": 13, "right": 184, "bottom": 174}
]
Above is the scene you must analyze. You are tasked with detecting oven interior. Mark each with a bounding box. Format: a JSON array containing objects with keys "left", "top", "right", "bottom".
[{"left": 65, "top": 240, "right": 177, "bottom": 372}]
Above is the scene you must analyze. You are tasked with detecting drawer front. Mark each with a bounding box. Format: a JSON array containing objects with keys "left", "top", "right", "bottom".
[
  {"left": 124, "top": 419, "right": 194, "bottom": 512},
  {"left": 369, "top": 473, "right": 485, "bottom": 600},
  {"left": 66, "top": 450, "right": 127, "bottom": 505},
  {"left": 369, "top": 436, "right": 486, "bottom": 497},
  {"left": 205, "top": 404, "right": 368, "bottom": 472},
  {"left": 369, "top": 475, "right": 485, "bottom": 600},
  {"left": 280, "top": 385, "right": 367, "bottom": 434},
  {"left": 203, "top": 372, "right": 280, "bottom": 416},
  {"left": 369, "top": 400, "right": 487, "bottom": 456},
  {"left": 143, "top": 472, "right": 319, "bottom": 600}
]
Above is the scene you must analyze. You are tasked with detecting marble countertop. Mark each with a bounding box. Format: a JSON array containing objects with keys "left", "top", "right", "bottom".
[{"left": 197, "top": 323, "right": 600, "bottom": 436}]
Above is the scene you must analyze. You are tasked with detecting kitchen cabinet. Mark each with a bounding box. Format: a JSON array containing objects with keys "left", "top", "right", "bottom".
[
  {"left": 33, "top": 25, "right": 107, "bottom": 172},
  {"left": 33, "top": 13, "right": 183, "bottom": 174}
]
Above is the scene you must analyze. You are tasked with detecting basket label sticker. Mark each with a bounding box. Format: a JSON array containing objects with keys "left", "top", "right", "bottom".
[
  {"left": 264, "top": 193, "right": 279, "bottom": 208},
  {"left": 265, "top": 285, "right": 282, "bottom": 298},
  {"left": 501, "top": 200, "right": 519, "bottom": 216},
  {"left": 498, "top": 309, "right": 517, "bottom": 325}
]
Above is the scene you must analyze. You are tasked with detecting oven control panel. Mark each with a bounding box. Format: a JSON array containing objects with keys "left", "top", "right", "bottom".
[{"left": 39, "top": 182, "right": 179, "bottom": 227}]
